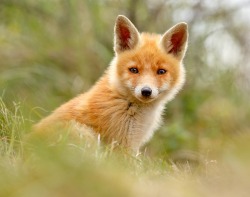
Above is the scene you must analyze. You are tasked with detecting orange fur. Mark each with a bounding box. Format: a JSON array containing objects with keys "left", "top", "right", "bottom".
[{"left": 34, "top": 15, "right": 188, "bottom": 152}]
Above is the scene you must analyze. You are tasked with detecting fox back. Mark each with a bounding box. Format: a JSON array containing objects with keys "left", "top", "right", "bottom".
[{"left": 34, "top": 15, "right": 188, "bottom": 152}]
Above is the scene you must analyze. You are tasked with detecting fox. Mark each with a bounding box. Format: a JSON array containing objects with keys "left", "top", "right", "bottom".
[{"left": 34, "top": 15, "right": 188, "bottom": 153}]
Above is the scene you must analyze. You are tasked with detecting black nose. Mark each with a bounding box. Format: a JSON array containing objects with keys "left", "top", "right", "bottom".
[{"left": 141, "top": 87, "right": 152, "bottom": 97}]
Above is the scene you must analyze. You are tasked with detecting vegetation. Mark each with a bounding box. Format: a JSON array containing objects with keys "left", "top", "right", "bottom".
[{"left": 1, "top": 0, "right": 250, "bottom": 196}]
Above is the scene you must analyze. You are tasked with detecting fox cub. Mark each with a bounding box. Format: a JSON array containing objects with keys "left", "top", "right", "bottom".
[{"left": 34, "top": 15, "right": 188, "bottom": 152}]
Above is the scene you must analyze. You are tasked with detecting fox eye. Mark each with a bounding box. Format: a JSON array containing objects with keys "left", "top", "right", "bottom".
[
  {"left": 129, "top": 67, "right": 139, "bottom": 74},
  {"left": 157, "top": 69, "right": 167, "bottom": 75}
]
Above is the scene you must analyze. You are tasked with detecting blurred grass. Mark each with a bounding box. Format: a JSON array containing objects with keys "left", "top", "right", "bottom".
[
  {"left": 1, "top": 0, "right": 250, "bottom": 196},
  {"left": 1, "top": 100, "right": 250, "bottom": 197}
]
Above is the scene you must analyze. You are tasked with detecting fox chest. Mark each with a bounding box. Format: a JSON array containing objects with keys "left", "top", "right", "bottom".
[{"left": 87, "top": 101, "right": 164, "bottom": 150}]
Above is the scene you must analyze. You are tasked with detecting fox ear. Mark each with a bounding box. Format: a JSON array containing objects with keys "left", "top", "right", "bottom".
[
  {"left": 114, "top": 15, "right": 140, "bottom": 53},
  {"left": 160, "top": 22, "right": 188, "bottom": 60}
]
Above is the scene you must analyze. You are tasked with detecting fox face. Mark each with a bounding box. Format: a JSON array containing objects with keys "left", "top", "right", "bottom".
[{"left": 110, "top": 15, "right": 188, "bottom": 104}]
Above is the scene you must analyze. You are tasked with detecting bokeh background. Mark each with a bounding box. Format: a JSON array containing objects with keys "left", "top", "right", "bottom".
[{"left": 1, "top": 0, "right": 250, "bottom": 158}]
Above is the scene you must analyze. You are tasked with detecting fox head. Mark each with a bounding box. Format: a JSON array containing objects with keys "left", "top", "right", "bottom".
[{"left": 109, "top": 15, "right": 188, "bottom": 104}]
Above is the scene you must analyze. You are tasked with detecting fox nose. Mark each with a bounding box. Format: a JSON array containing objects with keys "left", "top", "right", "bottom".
[{"left": 141, "top": 87, "right": 152, "bottom": 97}]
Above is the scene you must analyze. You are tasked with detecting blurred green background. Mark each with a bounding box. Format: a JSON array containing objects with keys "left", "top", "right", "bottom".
[{"left": 1, "top": 0, "right": 250, "bottom": 157}]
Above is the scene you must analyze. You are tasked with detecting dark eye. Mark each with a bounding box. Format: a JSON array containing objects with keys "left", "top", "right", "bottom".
[
  {"left": 129, "top": 67, "right": 139, "bottom": 74},
  {"left": 157, "top": 69, "right": 167, "bottom": 75}
]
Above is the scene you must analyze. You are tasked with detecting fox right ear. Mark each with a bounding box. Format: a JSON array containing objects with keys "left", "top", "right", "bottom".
[
  {"left": 160, "top": 22, "right": 188, "bottom": 61},
  {"left": 114, "top": 15, "right": 140, "bottom": 54}
]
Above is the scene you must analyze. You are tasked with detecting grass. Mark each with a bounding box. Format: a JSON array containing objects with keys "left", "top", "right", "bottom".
[
  {"left": 1, "top": 99, "right": 250, "bottom": 197},
  {"left": 0, "top": 98, "right": 25, "bottom": 156}
]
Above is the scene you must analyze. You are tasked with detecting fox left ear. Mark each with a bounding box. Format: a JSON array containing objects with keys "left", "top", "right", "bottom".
[
  {"left": 160, "top": 22, "right": 188, "bottom": 60},
  {"left": 114, "top": 15, "right": 140, "bottom": 54}
]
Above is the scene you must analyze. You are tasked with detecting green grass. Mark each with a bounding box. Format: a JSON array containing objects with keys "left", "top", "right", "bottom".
[
  {"left": 1, "top": 99, "right": 250, "bottom": 197},
  {"left": 0, "top": 98, "right": 25, "bottom": 156}
]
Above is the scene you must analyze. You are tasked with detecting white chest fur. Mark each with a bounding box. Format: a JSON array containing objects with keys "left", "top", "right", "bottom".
[{"left": 114, "top": 101, "right": 165, "bottom": 151}]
